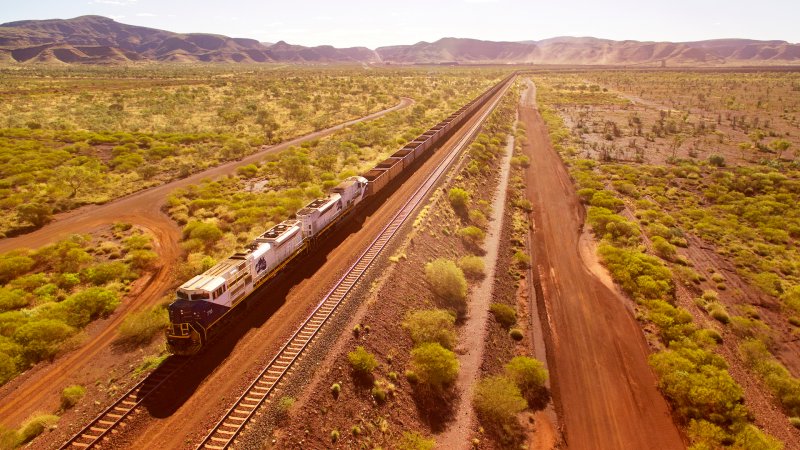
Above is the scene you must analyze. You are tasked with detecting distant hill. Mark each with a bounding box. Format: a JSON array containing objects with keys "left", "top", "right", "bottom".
[
  {"left": 0, "top": 16, "right": 798, "bottom": 65},
  {"left": 375, "top": 37, "right": 800, "bottom": 65},
  {"left": 0, "top": 16, "right": 378, "bottom": 64}
]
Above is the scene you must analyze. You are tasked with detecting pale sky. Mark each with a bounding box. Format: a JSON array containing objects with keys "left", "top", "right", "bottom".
[{"left": 1, "top": 0, "right": 798, "bottom": 48}]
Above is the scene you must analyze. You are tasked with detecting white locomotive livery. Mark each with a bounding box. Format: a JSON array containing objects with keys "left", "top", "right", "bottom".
[{"left": 167, "top": 176, "right": 367, "bottom": 354}]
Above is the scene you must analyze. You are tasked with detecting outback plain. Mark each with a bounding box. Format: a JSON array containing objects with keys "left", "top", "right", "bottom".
[{"left": 0, "top": 12, "right": 799, "bottom": 450}]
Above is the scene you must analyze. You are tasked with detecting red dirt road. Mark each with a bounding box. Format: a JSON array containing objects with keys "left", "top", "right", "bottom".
[
  {"left": 522, "top": 93, "right": 685, "bottom": 448},
  {"left": 0, "top": 98, "right": 411, "bottom": 429}
]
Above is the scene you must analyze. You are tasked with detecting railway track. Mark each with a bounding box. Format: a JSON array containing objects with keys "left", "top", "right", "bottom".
[
  {"left": 196, "top": 77, "right": 514, "bottom": 450},
  {"left": 57, "top": 77, "right": 512, "bottom": 450},
  {"left": 60, "top": 356, "right": 191, "bottom": 449}
]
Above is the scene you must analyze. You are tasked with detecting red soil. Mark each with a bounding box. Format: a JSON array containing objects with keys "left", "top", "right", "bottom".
[{"left": 521, "top": 98, "right": 685, "bottom": 449}]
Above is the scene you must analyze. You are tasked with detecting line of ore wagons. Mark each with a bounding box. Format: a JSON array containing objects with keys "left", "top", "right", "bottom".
[{"left": 363, "top": 73, "right": 513, "bottom": 196}]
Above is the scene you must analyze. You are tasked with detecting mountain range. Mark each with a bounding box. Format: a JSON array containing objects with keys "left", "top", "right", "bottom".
[{"left": 1, "top": 15, "right": 799, "bottom": 66}]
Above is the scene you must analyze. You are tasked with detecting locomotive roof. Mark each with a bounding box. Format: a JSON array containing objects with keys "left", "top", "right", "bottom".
[
  {"left": 256, "top": 219, "right": 300, "bottom": 244},
  {"left": 179, "top": 274, "right": 226, "bottom": 292},
  {"left": 297, "top": 193, "right": 339, "bottom": 217}
]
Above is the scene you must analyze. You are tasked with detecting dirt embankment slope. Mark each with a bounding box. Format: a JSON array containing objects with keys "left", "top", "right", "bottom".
[
  {"left": 521, "top": 94, "right": 685, "bottom": 448},
  {"left": 0, "top": 98, "right": 412, "bottom": 430}
]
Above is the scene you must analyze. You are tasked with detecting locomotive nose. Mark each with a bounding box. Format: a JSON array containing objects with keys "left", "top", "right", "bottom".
[{"left": 169, "top": 299, "right": 197, "bottom": 322}]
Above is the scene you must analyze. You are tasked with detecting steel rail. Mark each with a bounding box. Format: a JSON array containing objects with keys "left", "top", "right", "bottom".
[{"left": 196, "top": 76, "right": 514, "bottom": 450}]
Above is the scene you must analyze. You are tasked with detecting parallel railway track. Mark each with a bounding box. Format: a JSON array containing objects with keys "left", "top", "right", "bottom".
[
  {"left": 60, "top": 356, "right": 190, "bottom": 449},
  {"left": 197, "top": 76, "right": 514, "bottom": 450},
  {"left": 59, "top": 75, "right": 513, "bottom": 450}
]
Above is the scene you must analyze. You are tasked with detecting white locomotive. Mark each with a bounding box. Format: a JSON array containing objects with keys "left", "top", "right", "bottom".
[{"left": 167, "top": 176, "right": 367, "bottom": 354}]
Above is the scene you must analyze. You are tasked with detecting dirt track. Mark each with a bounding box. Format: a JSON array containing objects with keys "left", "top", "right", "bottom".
[
  {"left": 522, "top": 84, "right": 685, "bottom": 449},
  {"left": 0, "top": 98, "right": 411, "bottom": 429}
]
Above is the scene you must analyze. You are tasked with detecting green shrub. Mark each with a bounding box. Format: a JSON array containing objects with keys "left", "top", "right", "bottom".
[
  {"left": 588, "top": 190, "right": 624, "bottom": 211},
  {"left": 348, "top": 346, "right": 377, "bottom": 376},
  {"left": 0, "top": 253, "right": 35, "bottom": 284},
  {"left": 729, "top": 316, "right": 771, "bottom": 342},
  {"left": 396, "top": 431, "right": 435, "bottom": 450},
  {"left": 708, "top": 305, "right": 731, "bottom": 324},
  {"left": 17, "top": 414, "right": 59, "bottom": 445},
  {"left": 739, "top": 339, "right": 800, "bottom": 417},
  {"left": 0, "top": 351, "right": 18, "bottom": 385},
  {"left": 587, "top": 207, "right": 639, "bottom": 244},
  {"left": 598, "top": 244, "right": 673, "bottom": 301},
  {"left": 790, "top": 417, "right": 800, "bottom": 429},
  {"left": 782, "top": 286, "right": 800, "bottom": 313},
  {"left": 330, "top": 429, "right": 340, "bottom": 443},
  {"left": 409, "top": 343, "right": 459, "bottom": 391},
  {"left": 60, "top": 385, "right": 86, "bottom": 410},
  {"left": 425, "top": 259, "right": 467, "bottom": 309},
  {"left": 371, "top": 382, "right": 388, "bottom": 404},
  {"left": 509, "top": 329, "right": 524, "bottom": 341},
  {"left": 649, "top": 346, "right": 747, "bottom": 426},
  {"left": 468, "top": 210, "right": 488, "bottom": 229},
  {"left": 237, "top": 164, "right": 259, "bottom": 178},
  {"left": 448, "top": 188, "right": 470, "bottom": 210},
  {"left": 652, "top": 236, "right": 677, "bottom": 261},
  {"left": 514, "top": 198, "right": 533, "bottom": 212},
  {"left": 183, "top": 221, "right": 223, "bottom": 247},
  {"left": 458, "top": 255, "right": 485, "bottom": 279},
  {"left": 473, "top": 376, "right": 527, "bottom": 436},
  {"left": 126, "top": 249, "right": 158, "bottom": 270},
  {"left": 0, "top": 287, "right": 28, "bottom": 312},
  {"left": 83, "top": 261, "right": 135, "bottom": 285},
  {"left": 331, "top": 383, "right": 341, "bottom": 398},
  {"left": 733, "top": 425, "right": 783, "bottom": 450},
  {"left": 490, "top": 303, "right": 517, "bottom": 329},
  {"left": 687, "top": 419, "right": 730, "bottom": 449},
  {"left": 115, "top": 305, "right": 169, "bottom": 346},
  {"left": 17, "top": 203, "right": 53, "bottom": 228},
  {"left": 708, "top": 154, "right": 726, "bottom": 167},
  {"left": 504, "top": 356, "right": 548, "bottom": 399},
  {"left": 13, "top": 319, "right": 76, "bottom": 362},
  {"left": 511, "top": 155, "right": 530, "bottom": 168},
  {"left": 61, "top": 287, "right": 119, "bottom": 327},
  {"left": 512, "top": 251, "right": 531, "bottom": 268},
  {"left": 403, "top": 309, "right": 457, "bottom": 350},
  {"left": 276, "top": 396, "right": 294, "bottom": 420},
  {"left": 458, "top": 226, "right": 486, "bottom": 246}
]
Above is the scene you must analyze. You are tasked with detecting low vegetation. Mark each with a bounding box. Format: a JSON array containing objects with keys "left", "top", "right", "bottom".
[
  {"left": 114, "top": 303, "right": 170, "bottom": 346},
  {"left": 409, "top": 343, "right": 459, "bottom": 393},
  {"left": 424, "top": 259, "right": 468, "bottom": 314},
  {"left": 348, "top": 346, "right": 378, "bottom": 377},
  {"left": 534, "top": 75, "right": 796, "bottom": 446},
  {"left": 0, "top": 227, "right": 155, "bottom": 386},
  {"left": 473, "top": 376, "right": 527, "bottom": 440},
  {"left": 60, "top": 384, "right": 86, "bottom": 410},
  {"left": 402, "top": 309, "right": 457, "bottom": 350}
]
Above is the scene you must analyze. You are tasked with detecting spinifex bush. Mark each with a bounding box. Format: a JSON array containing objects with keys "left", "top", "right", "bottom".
[
  {"left": 402, "top": 309, "right": 457, "bottom": 350},
  {"left": 424, "top": 259, "right": 467, "bottom": 312}
]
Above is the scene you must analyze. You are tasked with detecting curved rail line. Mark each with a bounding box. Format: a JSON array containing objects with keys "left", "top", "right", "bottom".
[
  {"left": 60, "top": 356, "right": 190, "bottom": 449},
  {"left": 196, "top": 77, "right": 514, "bottom": 450}
]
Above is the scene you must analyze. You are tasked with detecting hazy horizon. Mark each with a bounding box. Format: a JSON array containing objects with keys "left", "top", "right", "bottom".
[{"left": 1, "top": 0, "right": 799, "bottom": 48}]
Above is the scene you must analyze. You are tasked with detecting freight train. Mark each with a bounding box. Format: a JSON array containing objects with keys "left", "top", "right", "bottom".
[{"left": 166, "top": 74, "right": 514, "bottom": 355}]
